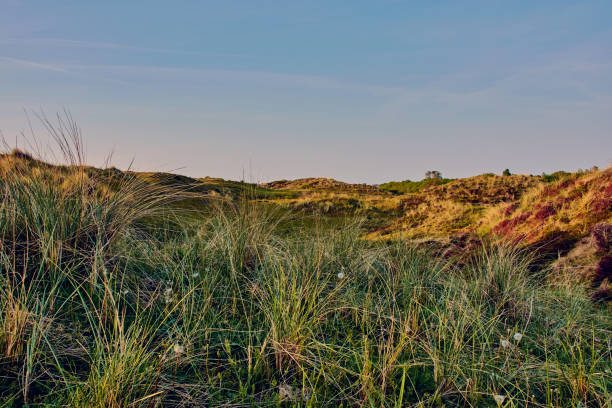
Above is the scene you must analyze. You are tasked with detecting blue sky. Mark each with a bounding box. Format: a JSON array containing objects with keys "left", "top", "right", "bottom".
[{"left": 1, "top": 1, "right": 611, "bottom": 183}]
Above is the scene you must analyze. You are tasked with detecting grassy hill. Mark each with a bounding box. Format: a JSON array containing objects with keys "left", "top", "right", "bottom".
[
  {"left": 262, "top": 169, "right": 612, "bottom": 299},
  {"left": 367, "top": 174, "right": 541, "bottom": 239},
  {"left": 1, "top": 150, "right": 296, "bottom": 206},
  {"left": 262, "top": 177, "right": 379, "bottom": 193},
  {"left": 0, "top": 146, "right": 610, "bottom": 406},
  {"left": 5, "top": 149, "right": 610, "bottom": 285},
  {"left": 479, "top": 167, "right": 612, "bottom": 244},
  {"left": 261, "top": 169, "right": 611, "bottom": 251}
]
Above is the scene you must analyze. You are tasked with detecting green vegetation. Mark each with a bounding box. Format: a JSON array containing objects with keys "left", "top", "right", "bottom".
[
  {"left": 541, "top": 171, "right": 573, "bottom": 183},
  {"left": 0, "top": 124, "right": 610, "bottom": 407},
  {"left": 379, "top": 177, "right": 454, "bottom": 194}
]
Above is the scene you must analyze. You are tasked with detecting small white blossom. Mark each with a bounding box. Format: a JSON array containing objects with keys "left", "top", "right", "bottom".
[
  {"left": 501, "top": 339, "right": 510, "bottom": 349},
  {"left": 192, "top": 272, "right": 199, "bottom": 278},
  {"left": 337, "top": 272, "right": 345, "bottom": 279},
  {"left": 173, "top": 343, "right": 184, "bottom": 355},
  {"left": 122, "top": 289, "right": 129, "bottom": 295},
  {"left": 163, "top": 287, "right": 173, "bottom": 304},
  {"left": 493, "top": 394, "right": 505, "bottom": 405},
  {"left": 278, "top": 383, "right": 296, "bottom": 401},
  {"left": 513, "top": 332, "right": 523, "bottom": 342}
]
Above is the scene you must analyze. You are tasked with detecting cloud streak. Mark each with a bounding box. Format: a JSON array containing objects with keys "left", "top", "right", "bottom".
[
  {"left": 0, "top": 56, "right": 68, "bottom": 73},
  {"left": 0, "top": 55, "right": 402, "bottom": 96},
  {"left": 0, "top": 37, "right": 245, "bottom": 57}
]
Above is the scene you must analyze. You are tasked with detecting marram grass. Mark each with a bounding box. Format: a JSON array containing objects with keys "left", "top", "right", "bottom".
[{"left": 0, "top": 144, "right": 610, "bottom": 406}]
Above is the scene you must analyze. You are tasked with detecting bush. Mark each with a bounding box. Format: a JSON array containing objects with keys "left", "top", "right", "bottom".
[{"left": 541, "top": 170, "right": 572, "bottom": 183}]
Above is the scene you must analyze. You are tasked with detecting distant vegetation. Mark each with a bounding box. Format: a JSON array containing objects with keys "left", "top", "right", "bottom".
[
  {"left": 380, "top": 177, "right": 454, "bottom": 194},
  {"left": 0, "top": 117, "right": 610, "bottom": 406},
  {"left": 541, "top": 170, "right": 573, "bottom": 183}
]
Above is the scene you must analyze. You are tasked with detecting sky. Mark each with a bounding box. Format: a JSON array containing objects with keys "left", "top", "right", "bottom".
[{"left": 1, "top": 1, "right": 611, "bottom": 183}]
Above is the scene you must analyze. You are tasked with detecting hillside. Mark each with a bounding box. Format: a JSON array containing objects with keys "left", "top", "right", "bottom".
[
  {"left": 479, "top": 168, "right": 612, "bottom": 298},
  {"left": 480, "top": 167, "right": 612, "bottom": 244},
  {"left": 0, "top": 150, "right": 295, "bottom": 204},
  {"left": 367, "top": 174, "right": 542, "bottom": 240},
  {"left": 1, "top": 147, "right": 610, "bottom": 406},
  {"left": 262, "top": 177, "right": 380, "bottom": 193},
  {"left": 263, "top": 169, "right": 611, "bottom": 298},
  {"left": 262, "top": 170, "right": 611, "bottom": 252},
  {"left": 3, "top": 150, "right": 610, "bottom": 298},
  {"left": 5, "top": 151, "right": 609, "bottom": 250}
]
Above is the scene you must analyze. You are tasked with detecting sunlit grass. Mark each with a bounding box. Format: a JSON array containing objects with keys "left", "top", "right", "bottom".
[{"left": 0, "top": 119, "right": 610, "bottom": 406}]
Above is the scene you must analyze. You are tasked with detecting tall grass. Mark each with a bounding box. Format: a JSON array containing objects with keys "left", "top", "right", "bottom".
[{"left": 0, "top": 122, "right": 610, "bottom": 406}]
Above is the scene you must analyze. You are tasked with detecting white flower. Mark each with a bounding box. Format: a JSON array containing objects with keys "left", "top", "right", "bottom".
[
  {"left": 173, "top": 343, "right": 184, "bottom": 355},
  {"left": 501, "top": 339, "right": 510, "bottom": 349},
  {"left": 163, "top": 287, "right": 173, "bottom": 303},
  {"left": 493, "top": 394, "right": 505, "bottom": 405},
  {"left": 513, "top": 332, "right": 523, "bottom": 342},
  {"left": 278, "top": 383, "right": 296, "bottom": 401},
  {"left": 122, "top": 289, "right": 129, "bottom": 295},
  {"left": 337, "top": 272, "right": 345, "bottom": 279},
  {"left": 192, "top": 272, "right": 199, "bottom": 278}
]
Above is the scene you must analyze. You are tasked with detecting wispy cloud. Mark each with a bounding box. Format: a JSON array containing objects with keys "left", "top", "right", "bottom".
[
  {"left": 0, "top": 56, "right": 131, "bottom": 85},
  {"left": 72, "top": 63, "right": 403, "bottom": 95},
  {"left": 371, "top": 45, "right": 612, "bottom": 125},
  {"left": 0, "top": 56, "right": 68, "bottom": 73},
  {"left": 0, "top": 37, "right": 245, "bottom": 57},
  {"left": 0, "top": 55, "right": 402, "bottom": 96}
]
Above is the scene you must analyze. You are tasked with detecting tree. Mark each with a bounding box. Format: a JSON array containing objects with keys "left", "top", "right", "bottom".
[
  {"left": 425, "top": 170, "right": 441, "bottom": 179},
  {"left": 502, "top": 169, "right": 511, "bottom": 177}
]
